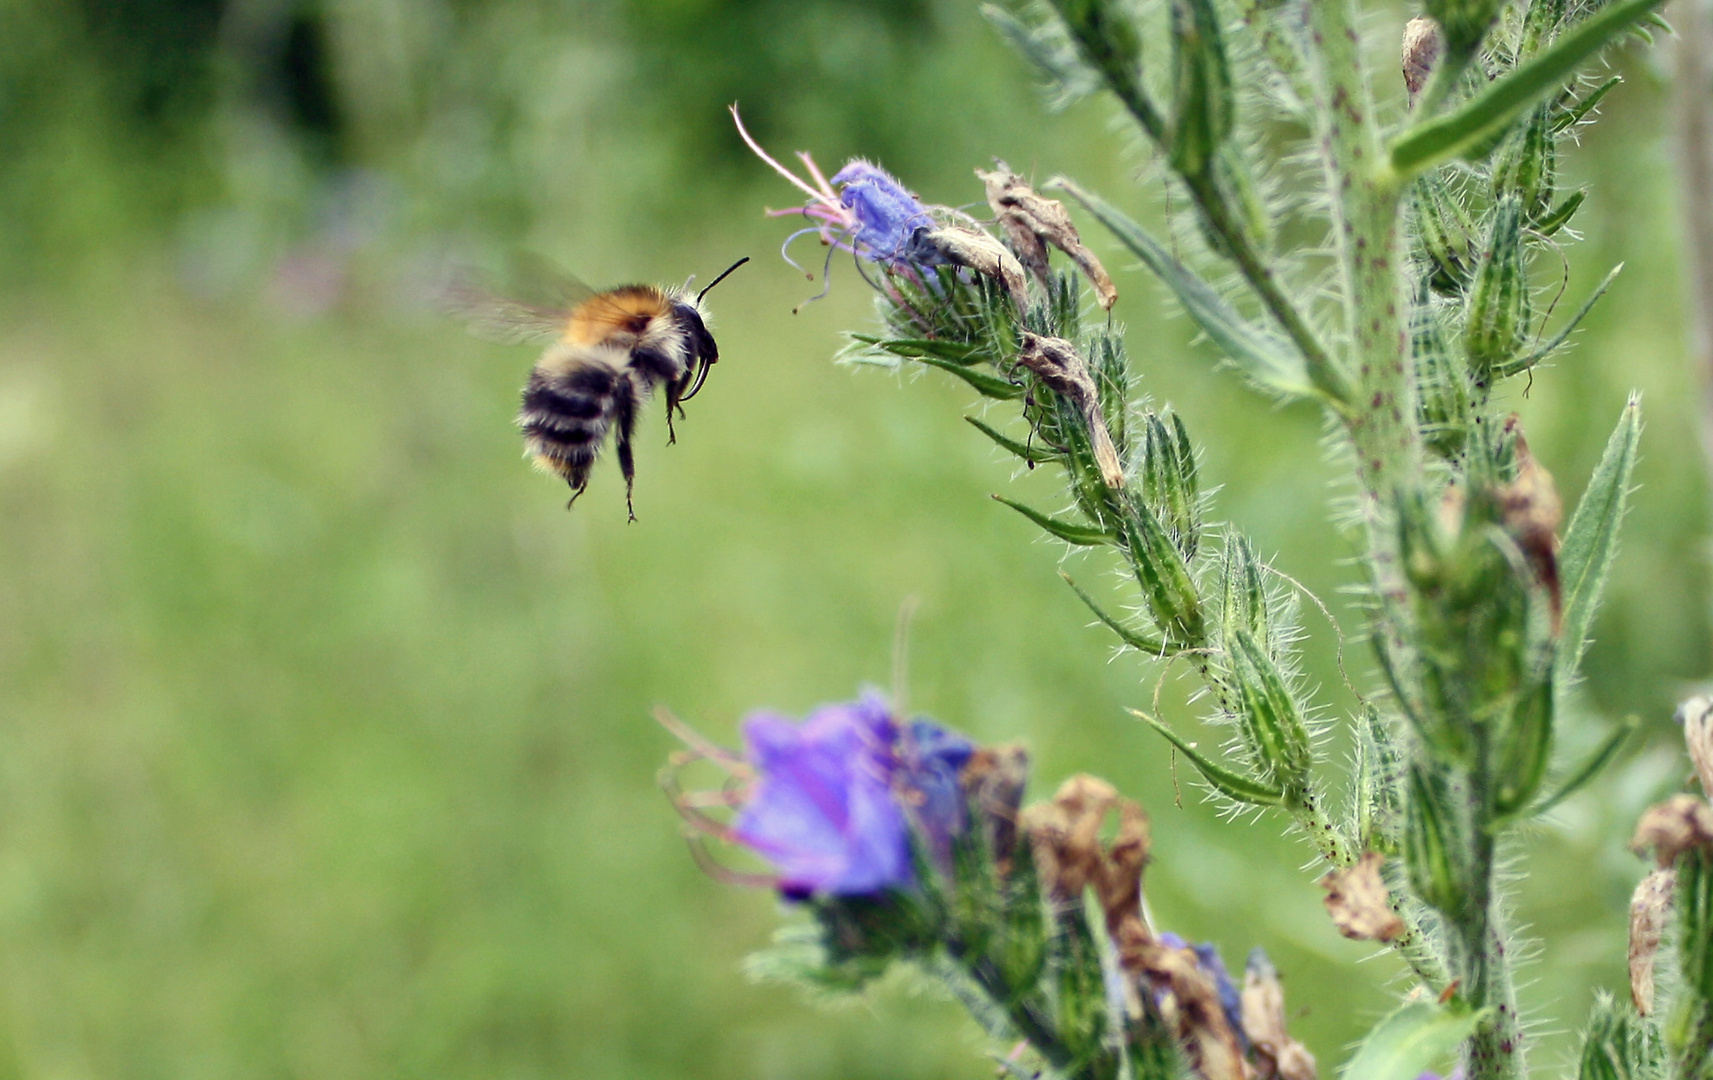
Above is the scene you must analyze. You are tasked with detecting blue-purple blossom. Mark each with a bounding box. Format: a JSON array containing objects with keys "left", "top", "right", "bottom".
[
  {"left": 898, "top": 718, "right": 975, "bottom": 872},
  {"left": 732, "top": 694, "right": 911, "bottom": 899},
  {"left": 830, "top": 160, "right": 940, "bottom": 265}
]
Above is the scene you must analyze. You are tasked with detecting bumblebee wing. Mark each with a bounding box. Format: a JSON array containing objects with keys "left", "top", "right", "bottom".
[
  {"left": 441, "top": 279, "right": 568, "bottom": 346},
  {"left": 441, "top": 255, "right": 601, "bottom": 346}
]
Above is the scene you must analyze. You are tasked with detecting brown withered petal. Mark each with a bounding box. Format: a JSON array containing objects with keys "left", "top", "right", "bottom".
[
  {"left": 917, "top": 226, "right": 1031, "bottom": 312},
  {"left": 977, "top": 163, "right": 1118, "bottom": 310},
  {"left": 960, "top": 743, "right": 1031, "bottom": 873},
  {"left": 1628, "top": 868, "right": 1675, "bottom": 1016},
  {"left": 1137, "top": 942, "right": 1247, "bottom": 1080},
  {"left": 1016, "top": 333, "right": 1126, "bottom": 489},
  {"left": 1631, "top": 793, "right": 1713, "bottom": 868},
  {"left": 1319, "top": 851, "right": 1405, "bottom": 942},
  {"left": 1678, "top": 696, "right": 1713, "bottom": 798},
  {"left": 1242, "top": 951, "right": 1318, "bottom": 1080},
  {"left": 1499, "top": 415, "right": 1564, "bottom": 633},
  {"left": 1402, "top": 17, "right": 1444, "bottom": 106}
]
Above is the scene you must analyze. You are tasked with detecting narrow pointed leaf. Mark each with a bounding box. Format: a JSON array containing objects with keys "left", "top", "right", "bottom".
[
  {"left": 1556, "top": 396, "right": 1641, "bottom": 690},
  {"left": 1532, "top": 188, "right": 1586, "bottom": 236},
  {"left": 1128, "top": 709, "right": 1286, "bottom": 805},
  {"left": 1554, "top": 75, "right": 1621, "bottom": 132},
  {"left": 1389, "top": 0, "right": 1666, "bottom": 177},
  {"left": 912, "top": 354, "right": 1023, "bottom": 399},
  {"left": 1339, "top": 1002, "right": 1485, "bottom": 1080},
  {"left": 1493, "top": 263, "right": 1622, "bottom": 378},
  {"left": 967, "top": 416, "right": 1059, "bottom": 463},
  {"left": 1051, "top": 179, "right": 1317, "bottom": 399},
  {"left": 1530, "top": 715, "right": 1639, "bottom": 816},
  {"left": 854, "top": 336, "right": 984, "bottom": 364},
  {"left": 1062, "top": 572, "right": 1169, "bottom": 655},
  {"left": 994, "top": 496, "right": 1111, "bottom": 546}
]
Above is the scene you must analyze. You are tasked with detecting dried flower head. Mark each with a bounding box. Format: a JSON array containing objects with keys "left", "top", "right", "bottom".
[
  {"left": 1402, "top": 17, "right": 1445, "bottom": 106},
  {"left": 1631, "top": 793, "right": 1713, "bottom": 869},
  {"left": 1627, "top": 867, "right": 1674, "bottom": 1016},
  {"left": 978, "top": 162, "right": 1117, "bottom": 309},
  {"left": 1241, "top": 948, "right": 1318, "bottom": 1080},
  {"left": 1320, "top": 851, "right": 1405, "bottom": 942},
  {"left": 1017, "top": 332, "right": 1126, "bottom": 488},
  {"left": 1677, "top": 694, "right": 1713, "bottom": 797}
]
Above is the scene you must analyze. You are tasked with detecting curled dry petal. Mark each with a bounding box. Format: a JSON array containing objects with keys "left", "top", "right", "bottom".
[
  {"left": 1498, "top": 416, "right": 1564, "bottom": 631},
  {"left": 1138, "top": 941, "right": 1248, "bottom": 1080},
  {"left": 1319, "top": 851, "right": 1405, "bottom": 942},
  {"left": 1017, "top": 332, "right": 1126, "bottom": 489},
  {"left": 977, "top": 162, "right": 1118, "bottom": 310},
  {"left": 1678, "top": 695, "right": 1713, "bottom": 798},
  {"left": 916, "top": 226, "right": 1031, "bottom": 311},
  {"left": 1402, "top": 17, "right": 1445, "bottom": 106},
  {"left": 1628, "top": 867, "right": 1675, "bottom": 1016},
  {"left": 1242, "top": 949, "right": 1318, "bottom": 1080},
  {"left": 1631, "top": 793, "right": 1713, "bottom": 868}
]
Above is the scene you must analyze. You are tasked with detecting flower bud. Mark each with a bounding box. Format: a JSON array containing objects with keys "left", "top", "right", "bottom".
[
  {"left": 1218, "top": 534, "right": 1269, "bottom": 651},
  {"left": 1141, "top": 410, "right": 1201, "bottom": 560},
  {"left": 1412, "top": 176, "right": 1478, "bottom": 296},
  {"left": 1414, "top": 294, "right": 1472, "bottom": 459},
  {"left": 1631, "top": 793, "right": 1713, "bottom": 869},
  {"left": 1493, "top": 104, "right": 1558, "bottom": 226},
  {"left": 1231, "top": 630, "right": 1314, "bottom": 800},
  {"left": 1465, "top": 196, "right": 1532, "bottom": 386},
  {"left": 1356, "top": 705, "right": 1404, "bottom": 855},
  {"left": 1119, "top": 500, "right": 1206, "bottom": 648},
  {"left": 1678, "top": 848, "right": 1713, "bottom": 1000}
]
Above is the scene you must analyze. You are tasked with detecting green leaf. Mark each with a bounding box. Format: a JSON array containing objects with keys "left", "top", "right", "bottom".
[
  {"left": 1061, "top": 572, "right": 1169, "bottom": 655},
  {"left": 1050, "top": 179, "right": 1318, "bottom": 400},
  {"left": 966, "top": 416, "right": 1059, "bottom": 464},
  {"left": 912, "top": 354, "right": 1023, "bottom": 399},
  {"left": 1555, "top": 396, "right": 1641, "bottom": 692},
  {"left": 993, "top": 496, "right": 1111, "bottom": 546},
  {"left": 1531, "top": 187, "right": 1585, "bottom": 236},
  {"left": 1389, "top": 0, "right": 1666, "bottom": 178},
  {"left": 1530, "top": 715, "right": 1638, "bottom": 817},
  {"left": 1340, "top": 1002, "right": 1485, "bottom": 1080},
  {"left": 1128, "top": 708, "right": 1286, "bottom": 805},
  {"left": 855, "top": 336, "right": 985, "bottom": 364},
  {"left": 1553, "top": 75, "right": 1621, "bottom": 132},
  {"left": 1492, "top": 262, "right": 1621, "bottom": 379}
]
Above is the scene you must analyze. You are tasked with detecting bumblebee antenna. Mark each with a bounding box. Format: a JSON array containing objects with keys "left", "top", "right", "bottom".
[{"left": 696, "top": 257, "right": 750, "bottom": 304}]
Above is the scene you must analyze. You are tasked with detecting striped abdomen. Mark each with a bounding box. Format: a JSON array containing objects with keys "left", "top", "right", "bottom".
[{"left": 518, "top": 355, "right": 632, "bottom": 492}]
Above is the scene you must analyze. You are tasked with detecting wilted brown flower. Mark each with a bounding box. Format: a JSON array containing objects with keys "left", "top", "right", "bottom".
[
  {"left": 1242, "top": 950, "right": 1317, "bottom": 1080},
  {"left": 1016, "top": 332, "right": 1126, "bottom": 489},
  {"left": 1403, "top": 17, "right": 1445, "bottom": 106},
  {"left": 1678, "top": 695, "right": 1713, "bottom": 797},
  {"left": 977, "top": 163, "right": 1118, "bottom": 310},
  {"left": 1628, "top": 867, "right": 1675, "bottom": 1016},
  {"left": 1498, "top": 416, "right": 1563, "bottom": 632},
  {"left": 916, "top": 226, "right": 1030, "bottom": 311},
  {"left": 1319, "top": 851, "right": 1405, "bottom": 942},
  {"left": 959, "top": 743, "right": 1030, "bottom": 874},
  {"left": 1631, "top": 793, "right": 1713, "bottom": 868}
]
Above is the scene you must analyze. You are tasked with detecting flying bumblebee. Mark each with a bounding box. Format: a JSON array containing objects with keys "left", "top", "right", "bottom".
[{"left": 448, "top": 257, "right": 749, "bottom": 519}]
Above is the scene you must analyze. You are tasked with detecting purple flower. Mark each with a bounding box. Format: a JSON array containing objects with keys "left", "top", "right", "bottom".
[
  {"left": 898, "top": 718, "right": 975, "bottom": 873},
  {"left": 732, "top": 694, "right": 913, "bottom": 899},
  {"left": 830, "top": 160, "right": 941, "bottom": 266}
]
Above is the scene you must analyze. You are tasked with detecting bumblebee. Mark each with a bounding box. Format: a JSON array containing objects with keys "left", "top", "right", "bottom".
[{"left": 450, "top": 257, "right": 748, "bottom": 518}]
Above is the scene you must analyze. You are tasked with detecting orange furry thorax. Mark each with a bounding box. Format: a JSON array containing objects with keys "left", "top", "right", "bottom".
[{"left": 563, "top": 285, "right": 673, "bottom": 346}]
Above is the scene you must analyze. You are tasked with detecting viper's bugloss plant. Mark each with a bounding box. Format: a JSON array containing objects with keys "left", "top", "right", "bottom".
[{"left": 657, "top": 3, "right": 1713, "bottom": 1079}]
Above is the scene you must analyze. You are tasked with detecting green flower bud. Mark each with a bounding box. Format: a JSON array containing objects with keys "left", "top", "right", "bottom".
[
  {"left": 1679, "top": 848, "right": 1713, "bottom": 999},
  {"left": 1231, "top": 630, "right": 1314, "bottom": 800},
  {"left": 1414, "top": 291, "right": 1473, "bottom": 459},
  {"left": 1219, "top": 533, "right": 1269, "bottom": 652},
  {"left": 1412, "top": 176, "right": 1478, "bottom": 296},
  {"left": 1493, "top": 103, "right": 1557, "bottom": 225},
  {"left": 1140, "top": 410, "right": 1201, "bottom": 559},
  {"left": 1356, "top": 705, "right": 1405, "bottom": 855},
  {"left": 1168, "top": 0, "right": 1234, "bottom": 178},
  {"left": 1119, "top": 500, "right": 1205, "bottom": 648},
  {"left": 1465, "top": 196, "right": 1532, "bottom": 386}
]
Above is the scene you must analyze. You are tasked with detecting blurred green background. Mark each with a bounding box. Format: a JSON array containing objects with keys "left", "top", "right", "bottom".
[{"left": 0, "top": 0, "right": 1706, "bottom": 1076}]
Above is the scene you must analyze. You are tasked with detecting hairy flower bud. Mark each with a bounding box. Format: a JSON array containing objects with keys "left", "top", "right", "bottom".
[
  {"left": 1141, "top": 410, "right": 1201, "bottom": 559},
  {"left": 1231, "top": 630, "right": 1314, "bottom": 801},
  {"left": 1465, "top": 197, "right": 1532, "bottom": 385},
  {"left": 1425, "top": 0, "right": 1504, "bottom": 56}
]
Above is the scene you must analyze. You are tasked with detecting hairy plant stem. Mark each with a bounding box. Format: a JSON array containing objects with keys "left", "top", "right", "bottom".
[{"left": 1301, "top": 4, "right": 1520, "bottom": 1077}]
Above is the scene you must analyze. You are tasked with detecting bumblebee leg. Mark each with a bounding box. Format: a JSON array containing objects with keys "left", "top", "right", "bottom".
[
  {"left": 565, "top": 480, "right": 588, "bottom": 511},
  {"left": 615, "top": 380, "right": 639, "bottom": 522},
  {"left": 663, "top": 386, "right": 679, "bottom": 446}
]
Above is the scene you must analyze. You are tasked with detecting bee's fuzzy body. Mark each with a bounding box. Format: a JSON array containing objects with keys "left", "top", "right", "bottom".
[{"left": 516, "top": 284, "right": 720, "bottom": 517}]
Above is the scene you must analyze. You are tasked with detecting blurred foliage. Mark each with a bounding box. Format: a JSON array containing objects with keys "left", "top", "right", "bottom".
[{"left": 0, "top": 0, "right": 1707, "bottom": 1077}]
